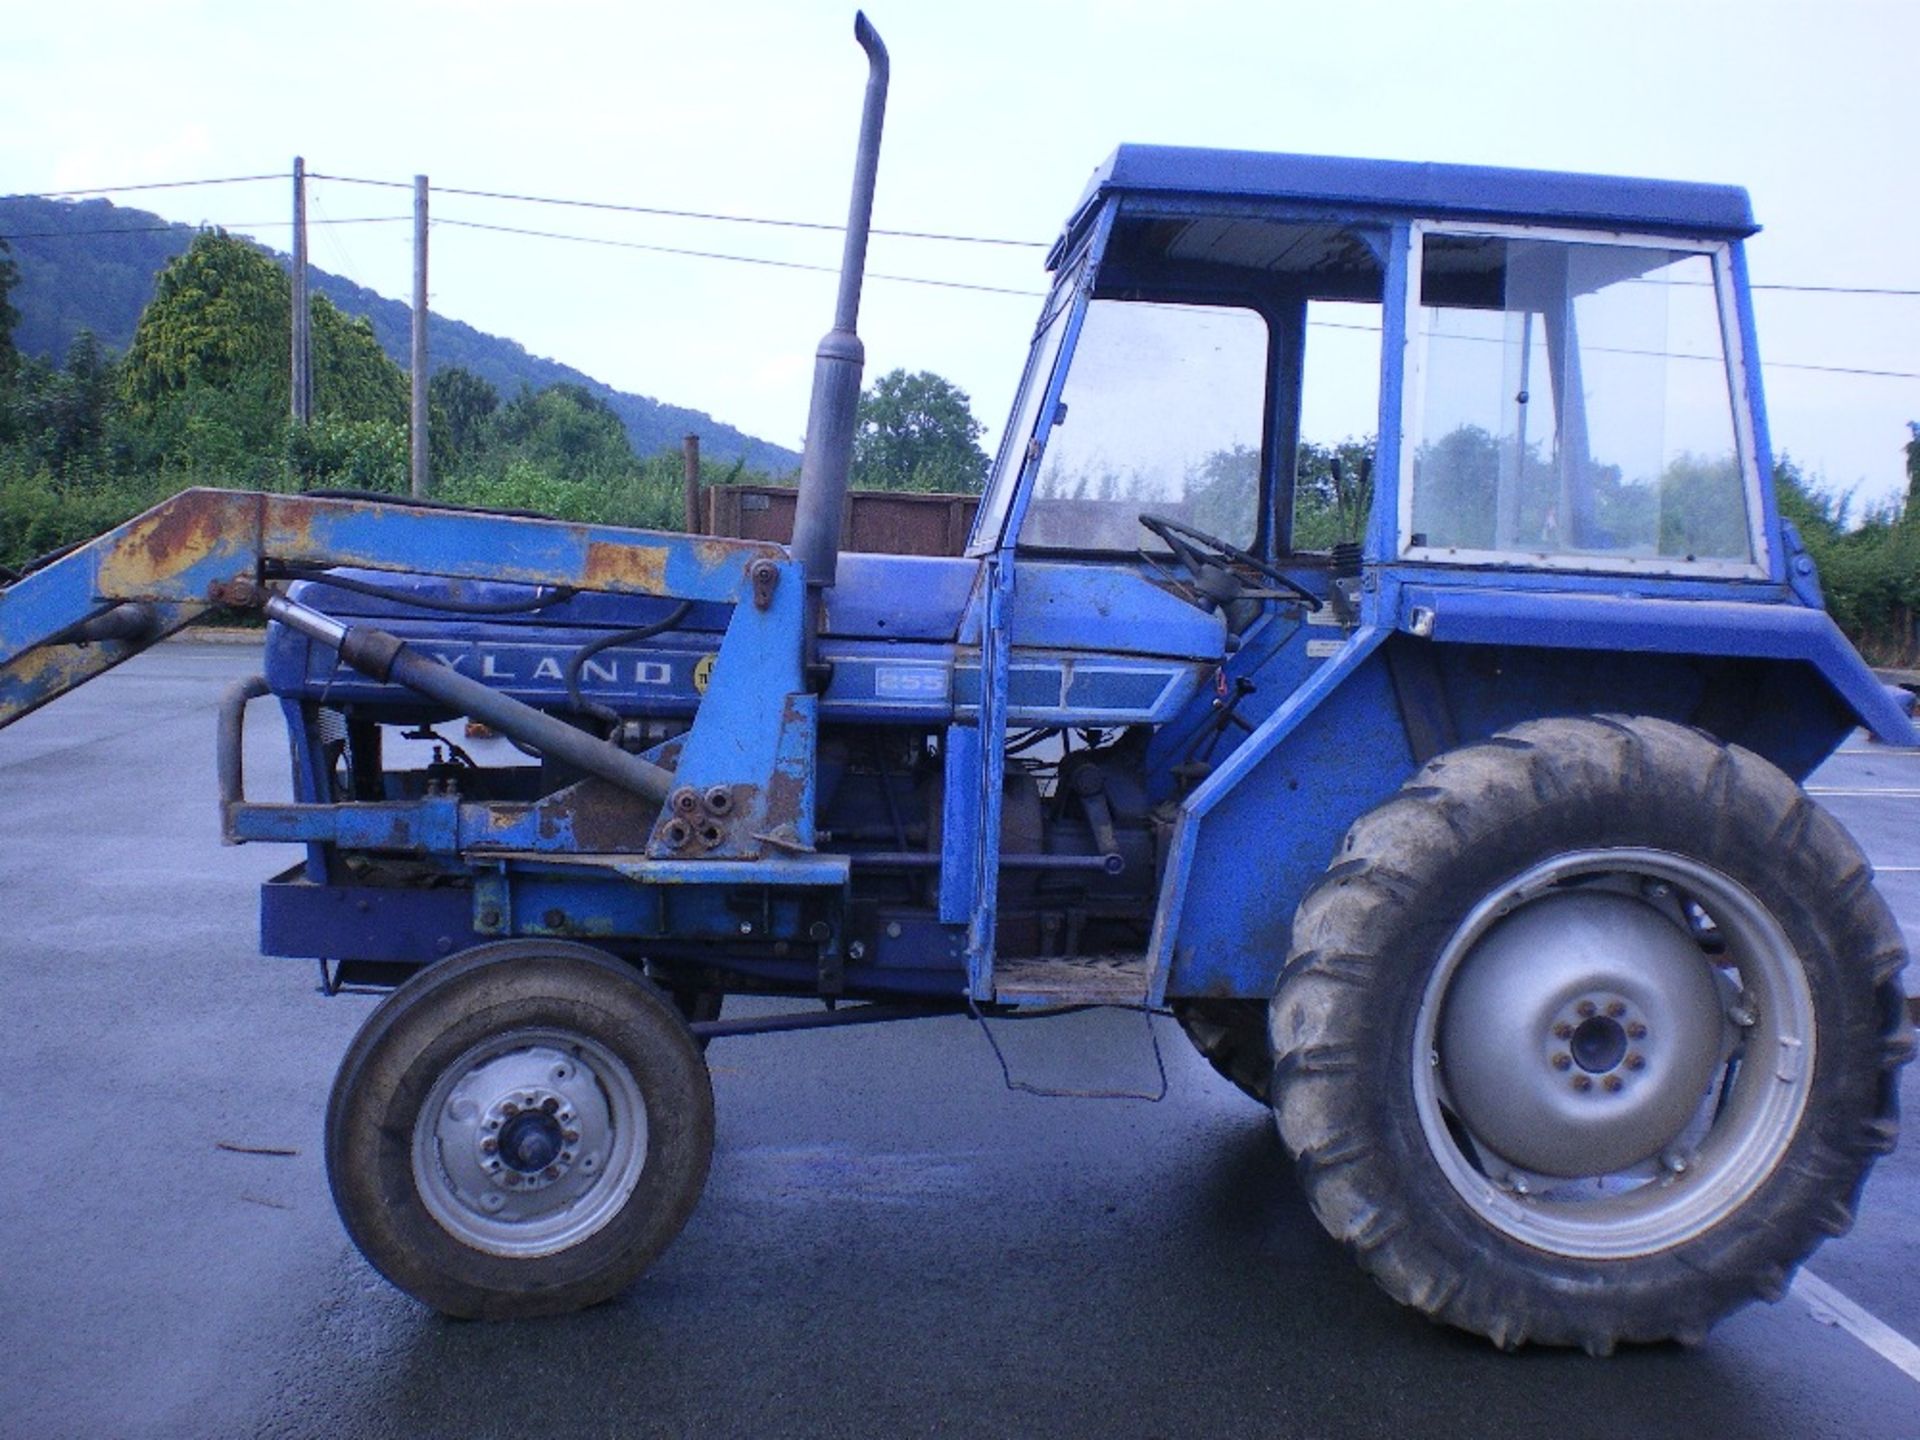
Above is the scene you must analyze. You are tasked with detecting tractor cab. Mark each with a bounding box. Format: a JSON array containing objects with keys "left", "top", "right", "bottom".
[
  {"left": 978, "top": 146, "right": 1768, "bottom": 588},
  {"left": 948, "top": 145, "right": 1846, "bottom": 1000}
]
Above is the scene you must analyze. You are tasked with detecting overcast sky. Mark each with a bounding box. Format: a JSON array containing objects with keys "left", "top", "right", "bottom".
[{"left": 6, "top": 0, "right": 1915, "bottom": 507}]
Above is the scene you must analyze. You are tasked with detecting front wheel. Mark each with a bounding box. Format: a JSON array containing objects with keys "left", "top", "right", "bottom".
[
  {"left": 326, "top": 939, "right": 714, "bottom": 1319},
  {"left": 1271, "top": 715, "right": 1912, "bottom": 1351}
]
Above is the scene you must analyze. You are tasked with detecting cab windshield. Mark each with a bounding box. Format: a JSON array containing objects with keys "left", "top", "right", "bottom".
[
  {"left": 973, "top": 208, "right": 1389, "bottom": 559},
  {"left": 1020, "top": 300, "right": 1268, "bottom": 551},
  {"left": 1407, "top": 229, "right": 1756, "bottom": 570}
]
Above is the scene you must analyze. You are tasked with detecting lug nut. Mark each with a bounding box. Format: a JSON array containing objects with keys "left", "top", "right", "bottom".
[
  {"left": 1552, "top": 1022, "right": 1573, "bottom": 1040},
  {"left": 502, "top": 1102, "right": 519, "bottom": 1116},
  {"left": 1626, "top": 1053, "right": 1646, "bottom": 1071},
  {"left": 1577, "top": 1000, "right": 1597, "bottom": 1018},
  {"left": 1603, "top": 1075, "right": 1624, "bottom": 1092},
  {"left": 542, "top": 1097, "right": 559, "bottom": 1114},
  {"left": 563, "top": 1130, "right": 579, "bottom": 1144},
  {"left": 1572, "top": 1074, "right": 1592, "bottom": 1091},
  {"left": 1627, "top": 1022, "right": 1647, "bottom": 1040},
  {"left": 481, "top": 1137, "right": 498, "bottom": 1155},
  {"left": 1605, "top": 1001, "right": 1626, "bottom": 1018},
  {"left": 1551, "top": 1053, "right": 1572, "bottom": 1071}
]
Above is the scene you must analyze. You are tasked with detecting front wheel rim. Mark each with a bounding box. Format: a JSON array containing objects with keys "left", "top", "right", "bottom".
[
  {"left": 1412, "top": 848, "right": 1816, "bottom": 1260},
  {"left": 411, "top": 1027, "right": 649, "bottom": 1258}
]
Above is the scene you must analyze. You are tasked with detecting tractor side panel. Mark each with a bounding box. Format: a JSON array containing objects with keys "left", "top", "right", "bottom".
[
  {"left": 1156, "top": 633, "right": 1877, "bottom": 1002},
  {"left": 1160, "top": 646, "right": 1414, "bottom": 1001},
  {"left": 1427, "top": 645, "right": 1860, "bottom": 783}
]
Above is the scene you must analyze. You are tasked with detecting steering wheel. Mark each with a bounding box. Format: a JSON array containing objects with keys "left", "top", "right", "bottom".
[{"left": 1137, "top": 514, "right": 1322, "bottom": 612}]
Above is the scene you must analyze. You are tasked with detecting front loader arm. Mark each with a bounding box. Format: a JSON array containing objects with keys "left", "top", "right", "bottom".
[{"left": 0, "top": 487, "right": 782, "bottom": 729}]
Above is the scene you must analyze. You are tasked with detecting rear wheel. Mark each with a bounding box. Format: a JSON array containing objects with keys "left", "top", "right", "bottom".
[
  {"left": 1271, "top": 715, "right": 1911, "bottom": 1351},
  {"left": 326, "top": 939, "right": 714, "bottom": 1319}
]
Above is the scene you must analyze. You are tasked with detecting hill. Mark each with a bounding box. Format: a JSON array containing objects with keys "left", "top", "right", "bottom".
[{"left": 0, "top": 194, "right": 798, "bottom": 473}]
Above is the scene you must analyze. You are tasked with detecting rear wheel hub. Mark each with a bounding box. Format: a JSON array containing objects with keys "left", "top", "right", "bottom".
[{"left": 1437, "top": 888, "right": 1727, "bottom": 1178}]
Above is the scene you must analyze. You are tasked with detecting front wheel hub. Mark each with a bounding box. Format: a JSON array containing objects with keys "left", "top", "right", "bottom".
[
  {"left": 1437, "top": 890, "right": 1727, "bottom": 1177},
  {"left": 412, "top": 1033, "right": 648, "bottom": 1257},
  {"left": 498, "top": 1108, "right": 565, "bottom": 1174}
]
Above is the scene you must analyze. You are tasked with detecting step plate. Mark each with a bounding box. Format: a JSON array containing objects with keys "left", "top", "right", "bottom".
[{"left": 992, "top": 955, "right": 1149, "bottom": 1006}]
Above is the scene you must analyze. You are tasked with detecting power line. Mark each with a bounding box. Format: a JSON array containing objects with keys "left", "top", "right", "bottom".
[
  {"left": 23, "top": 173, "right": 1920, "bottom": 295},
  {"left": 4, "top": 196, "right": 1912, "bottom": 376},
  {"left": 20, "top": 172, "right": 1920, "bottom": 294},
  {"left": 1319, "top": 317, "right": 1918, "bottom": 380},
  {"left": 311, "top": 170, "right": 1049, "bottom": 249},
  {"left": 0, "top": 217, "right": 410, "bottom": 240},
  {"left": 1766, "top": 359, "right": 1919, "bottom": 380},
  {"left": 1752, "top": 282, "right": 1920, "bottom": 297},
  {"left": 435, "top": 216, "right": 1046, "bottom": 298},
  {"left": 1663, "top": 277, "right": 1920, "bottom": 298},
  {"left": 10, "top": 173, "right": 284, "bottom": 198}
]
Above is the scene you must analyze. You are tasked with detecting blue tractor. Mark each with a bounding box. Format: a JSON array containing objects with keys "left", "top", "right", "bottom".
[{"left": 0, "top": 17, "right": 1910, "bottom": 1351}]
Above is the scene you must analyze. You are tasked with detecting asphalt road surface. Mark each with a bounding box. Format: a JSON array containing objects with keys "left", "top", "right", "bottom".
[{"left": 3, "top": 641, "right": 1918, "bottom": 1440}]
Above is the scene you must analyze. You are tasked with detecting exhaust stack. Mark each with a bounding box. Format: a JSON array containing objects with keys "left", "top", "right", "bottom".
[{"left": 788, "top": 11, "right": 889, "bottom": 593}]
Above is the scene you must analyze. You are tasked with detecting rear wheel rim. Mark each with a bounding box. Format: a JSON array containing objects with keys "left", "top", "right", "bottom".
[
  {"left": 411, "top": 1027, "right": 649, "bottom": 1258},
  {"left": 1412, "top": 847, "right": 1815, "bottom": 1259}
]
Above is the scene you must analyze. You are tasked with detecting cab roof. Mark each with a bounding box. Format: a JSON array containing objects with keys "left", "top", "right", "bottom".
[{"left": 1058, "top": 145, "right": 1757, "bottom": 261}]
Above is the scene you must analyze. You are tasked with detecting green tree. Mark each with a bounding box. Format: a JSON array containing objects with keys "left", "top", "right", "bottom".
[
  {"left": 118, "top": 229, "right": 404, "bottom": 479},
  {"left": 9, "top": 331, "right": 120, "bottom": 474},
  {"left": 429, "top": 366, "right": 499, "bottom": 469},
  {"left": 851, "top": 368, "right": 988, "bottom": 493},
  {"left": 487, "top": 383, "right": 635, "bottom": 480},
  {"left": 121, "top": 231, "right": 288, "bottom": 417},
  {"left": 1906, "top": 422, "right": 1920, "bottom": 515},
  {"left": 310, "top": 298, "right": 407, "bottom": 424},
  {"left": 283, "top": 417, "right": 409, "bottom": 493},
  {"left": 0, "top": 236, "right": 19, "bottom": 388}
]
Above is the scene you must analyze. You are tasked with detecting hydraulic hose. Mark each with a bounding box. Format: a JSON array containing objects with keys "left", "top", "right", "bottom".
[{"left": 564, "top": 601, "right": 695, "bottom": 734}]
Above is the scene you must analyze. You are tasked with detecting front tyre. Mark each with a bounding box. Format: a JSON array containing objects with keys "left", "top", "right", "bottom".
[
  {"left": 1271, "top": 715, "right": 1912, "bottom": 1351},
  {"left": 326, "top": 940, "right": 714, "bottom": 1319}
]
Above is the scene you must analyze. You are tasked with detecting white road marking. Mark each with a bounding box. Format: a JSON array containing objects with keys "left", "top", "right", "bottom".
[
  {"left": 1834, "top": 748, "right": 1920, "bottom": 757},
  {"left": 1794, "top": 1270, "right": 1920, "bottom": 1386},
  {"left": 1807, "top": 787, "right": 1920, "bottom": 798},
  {"left": 1869, "top": 866, "right": 1920, "bottom": 874}
]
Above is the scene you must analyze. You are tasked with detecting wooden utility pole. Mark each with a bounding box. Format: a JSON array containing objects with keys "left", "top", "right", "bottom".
[
  {"left": 410, "top": 174, "right": 429, "bottom": 497},
  {"left": 683, "top": 434, "right": 702, "bottom": 533},
  {"left": 290, "top": 157, "right": 311, "bottom": 425}
]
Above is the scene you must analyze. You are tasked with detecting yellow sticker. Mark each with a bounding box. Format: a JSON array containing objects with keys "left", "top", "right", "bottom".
[{"left": 692, "top": 654, "right": 718, "bottom": 693}]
